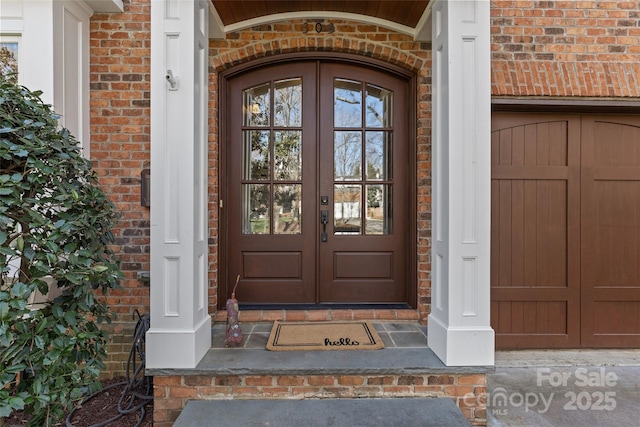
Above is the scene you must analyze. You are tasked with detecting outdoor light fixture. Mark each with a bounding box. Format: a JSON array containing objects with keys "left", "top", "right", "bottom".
[{"left": 165, "top": 69, "right": 178, "bottom": 90}]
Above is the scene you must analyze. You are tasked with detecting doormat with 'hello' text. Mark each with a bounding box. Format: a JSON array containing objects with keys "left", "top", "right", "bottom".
[{"left": 266, "top": 321, "right": 385, "bottom": 351}]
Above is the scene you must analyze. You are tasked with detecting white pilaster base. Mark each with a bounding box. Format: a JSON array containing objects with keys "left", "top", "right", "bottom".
[
  {"left": 146, "top": 315, "right": 211, "bottom": 369},
  {"left": 428, "top": 314, "right": 494, "bottom": 366}
]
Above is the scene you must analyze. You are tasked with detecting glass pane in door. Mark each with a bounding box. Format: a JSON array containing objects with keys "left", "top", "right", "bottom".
[
  {"left": 332, "top": 78, "right": 394, "bottom": 236},
  {"left": 243, "top": 83, "right": 270, "bottom": 126},
  {"left": 274, "top": 184, "right": 301, "bottom": 234},
  {"left": 241, "top": 79, "right": 304, "bottom": 236},
  {"left": 334, "top": 131, "right": 362, "bottom": 180},
  {"left": 242, "top": 184, "right": 270, "bottom": 234},
  {"left": 243, "top": 130, "right": 270, "bottom": 180},
  {"left": 366, "top": 84, "right": 392, "bottom": 127},
  {"left": 274, "top": 78, "right": 302, "bottom": 127},
  {"left": 274, "top": 131, "right": 302, "bottom": 180},
  {"left": 334, "top": 79, "right": 362, "bottom": 127},
  {"left": 365, "top": 131, "right": 391, "bottom": 180},
  {"left": 366, "top": 184, "right": 392, "bottom": 235},
  {"left": 334, "top": 184, "right": 361, "bottom": 234}
]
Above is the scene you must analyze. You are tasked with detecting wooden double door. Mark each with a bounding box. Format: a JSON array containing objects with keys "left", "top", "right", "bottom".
[
  {"left": 224, "top": 60, "right": 411, "bottom": 306},
  {"left": 491, "top": 112, "right": 640, "bottom": 348}
]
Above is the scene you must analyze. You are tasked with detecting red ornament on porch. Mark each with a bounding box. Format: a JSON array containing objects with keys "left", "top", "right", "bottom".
[{"left": 225, "top": 275, "right": 244, "bottom": 347}]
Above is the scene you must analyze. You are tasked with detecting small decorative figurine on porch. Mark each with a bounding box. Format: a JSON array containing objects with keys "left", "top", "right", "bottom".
[{"left": 225, "top": 275, "right": 244, "bottom": 347}]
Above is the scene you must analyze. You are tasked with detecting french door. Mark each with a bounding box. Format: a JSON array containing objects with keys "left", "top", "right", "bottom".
[{"left": 225, "top": 60, "right": 410, "bottom": 305}]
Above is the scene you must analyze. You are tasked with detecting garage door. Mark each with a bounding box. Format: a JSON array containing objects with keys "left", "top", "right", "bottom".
[{"left": 491, "top": 112, "right": 640, "bottom": 349}]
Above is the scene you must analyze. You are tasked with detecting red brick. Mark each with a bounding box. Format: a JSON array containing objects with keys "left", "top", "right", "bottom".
[
  {"left": 307, "top": 376, "right": 336, "bottom": 386},
  {"left": 245, "top": 376, "right": 274, "bottom": 386},
  {"left": 277, "top": 376, "right": 305, "bottom": 386},
  {"left": 168, "top": 386, "right": 197, "bottom": 398},
  {"left": 458, "top": 374, "right": 487, "bottom": 386},
  {"left": 153, "top": 376, "right": 182, "bottom": 386},
  {"left": 337, "top": 376, "right": 365, "bottom": 386}
]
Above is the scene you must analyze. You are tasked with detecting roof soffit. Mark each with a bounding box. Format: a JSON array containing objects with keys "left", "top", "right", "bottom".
[{"left": 209, "top": 1, "right": 433, "bottom": 41}]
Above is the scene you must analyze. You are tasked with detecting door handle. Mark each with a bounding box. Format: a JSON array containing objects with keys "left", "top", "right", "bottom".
[{"left": 321, "top": 210, "right": 328, "bottom": 242}]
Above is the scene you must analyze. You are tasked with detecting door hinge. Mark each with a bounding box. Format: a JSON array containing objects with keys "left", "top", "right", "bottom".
[{"left": 219, "top": 199, "right": 223, "bottom": 208}]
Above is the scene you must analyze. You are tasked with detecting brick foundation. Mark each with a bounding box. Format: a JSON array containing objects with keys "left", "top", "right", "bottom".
[
  {"left": 152, "top": 373, "right": 487, "bottom": 427},
  {"left": 214, "top": 308, "right": 421, "bottom": 323}
]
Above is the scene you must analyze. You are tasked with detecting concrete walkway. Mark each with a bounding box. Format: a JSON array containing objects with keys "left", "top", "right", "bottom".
[{"left": 488, "top": 350, "right": 640, "bottom": 427}]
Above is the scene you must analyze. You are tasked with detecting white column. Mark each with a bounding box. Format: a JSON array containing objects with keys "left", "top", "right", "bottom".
[
  {"left": 4, "top": 0, "right": 94, "bottom": 153},
  {"left": 53, "top": 1, "right": 92, "bottom": 156},
  {"left": 18, "top": 1, "right": 54, "bottom": 105},
  {"left": 147, "top": 0, "right": 211, "bottom": 369},
  {"left": 428, "top": 0, "right": 494, "bottom": 366}
]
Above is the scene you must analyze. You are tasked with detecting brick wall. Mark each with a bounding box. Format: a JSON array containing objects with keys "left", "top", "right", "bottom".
[
  {"left": 89, "top": 0, "right": 151, "bottom": 376},
  {"left": 153, "top": 373, "right": 487, "bottom": 426},
  {"left": 491, "top": 0, "right": 640, "bottom": 96}
]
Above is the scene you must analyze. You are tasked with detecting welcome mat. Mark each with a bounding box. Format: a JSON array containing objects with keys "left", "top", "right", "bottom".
[{"left": 266, "top": 321, "right": 384, "bottom": 351}]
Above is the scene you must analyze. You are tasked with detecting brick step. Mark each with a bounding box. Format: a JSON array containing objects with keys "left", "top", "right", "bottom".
[
  {"left": 173, "top": 397, "right": 471, "bottom": 427},
  {"left": 150, "top": 348, "right": 489, "bottom": 425}
]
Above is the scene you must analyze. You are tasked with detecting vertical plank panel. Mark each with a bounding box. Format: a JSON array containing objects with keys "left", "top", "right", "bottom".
[
  {"left": 548, "top": 302, "right": 567, "bottom": 334},
  {"left": 536, "top": 180, "right": 550, "bottom": 286},
  {"left": 511, "top": 126, "right": 524, "bottom": 166},
  {"left": 491, "top": 180, "right": 501, "bottom": 287},
  {"left": 523, "top": 180, "right": 538, "bottom": 287},
  {"left": 548, "top": 181, "right": 567, "bottom": 287},
  {"left": 548, "top": 121, "right": 567, "bottom": 166},
  {"left": 511, "top": 301, "right": 524, "bottom": 333},
  {"left": 524, "top": 123, "right": 537, "bottom": 166},
  {"left": 499, "top": 180, "right": 512, "bottom": 286},
  {"left": 537, "top": 302, "right": 549, "bottom": 333},
  {"left": 511, "top": 180, "right": 525, "bottom": 286},
  {"left": 499, "top": 301, "right": 513, "bottom": 333},
  {"left": 491, "top": 131, "right": 500, "bottom": 167},
  {"left": 523, "top": 301, "right": 537, "bottom": 334},
  {"left": 500, "top": 128, "right": 512, "bottom": 166},
  {"left": 536, "top": 122, "right": 550, "bottom": 166}
]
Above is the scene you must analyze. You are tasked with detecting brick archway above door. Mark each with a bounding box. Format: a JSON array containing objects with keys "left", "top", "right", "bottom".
[{"left": 491, "top": 112, "right": 640, "bottom": 349}]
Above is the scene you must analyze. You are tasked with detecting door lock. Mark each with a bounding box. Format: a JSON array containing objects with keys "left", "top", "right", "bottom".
[{"left": 321, "top": 210, "right": 328, "bottom": 242}]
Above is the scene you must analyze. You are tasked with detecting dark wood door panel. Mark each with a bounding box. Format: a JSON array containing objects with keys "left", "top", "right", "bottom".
[
  {"left": 334, "top": 252, "right": 393, "bottom": 278},
  {"left": 492, "top": 300, "right": 576, "bottom": 348},
  {"left": 226, "top": 62, "right": 318, "bottom": 304},
  {"left": 318, "top": 62, "right": 410, "bottom": 304},
  {"left": 491, "top": 113, "right": 581, "bottom": 348},
  {"left": 581, "top": 115, "right": 640, "bottom": 347},
  {"left": 224, "top": 59, "right": 412, "bottom": 306}
]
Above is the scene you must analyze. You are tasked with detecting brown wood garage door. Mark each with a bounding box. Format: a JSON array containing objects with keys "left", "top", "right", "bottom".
[{"left": 491, "top": 112, "right": 640, "bottom": 349}]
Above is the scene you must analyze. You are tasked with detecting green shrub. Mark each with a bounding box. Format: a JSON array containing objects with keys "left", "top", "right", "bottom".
[{"left": 0, "top": 75, "right": 123, "bottom": 426}]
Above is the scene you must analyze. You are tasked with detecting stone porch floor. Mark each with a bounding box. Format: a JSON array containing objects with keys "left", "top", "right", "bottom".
[
  {"left": 211, "top": 321, "right": 429, "bottom": 350},
  {"left": 149, "top": 321, "right": 487, "bottom": 377}
]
